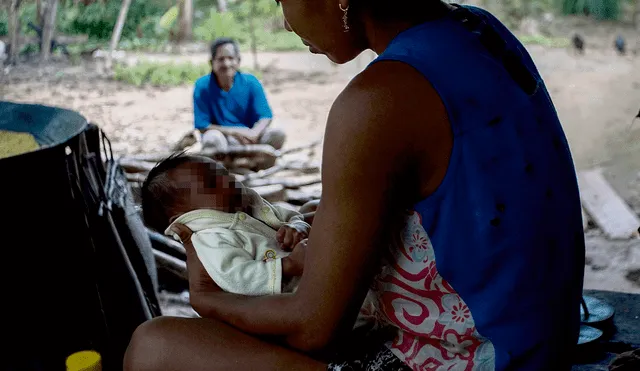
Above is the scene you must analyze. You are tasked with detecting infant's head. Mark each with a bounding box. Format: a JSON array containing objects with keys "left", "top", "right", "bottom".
[{"left": 141, "top": 152, "right": 245, "bottom": 232}]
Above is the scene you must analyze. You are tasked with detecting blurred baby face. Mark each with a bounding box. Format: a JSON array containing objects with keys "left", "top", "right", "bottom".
[{"left": 168, "top": 160, "right": 245, "bottom": 214}]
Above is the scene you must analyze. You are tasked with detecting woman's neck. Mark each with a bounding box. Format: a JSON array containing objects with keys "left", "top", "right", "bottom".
[{"left": 362, "top": 2, "right": 456, "bottom": 55}]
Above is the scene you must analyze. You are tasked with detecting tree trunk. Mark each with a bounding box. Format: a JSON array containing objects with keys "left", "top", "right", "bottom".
[
  {"left": 41, "top": 0, "right": 59, "bottom": 61},
  {"left": 106, "top": 0, "right": 131, "bottom": 71},
  {"left": 248, "top": 0, "right": 259, "bottom": 71},
  {"left": 635, "top": 0, "right": 640, "bottom": 31},
  {"left": 8, "top": 0, "right": 21, "bottom": 64},
  {"left": 178, "top": 0, "right": 193, "bottom": 43},
  {"left": 36, "top": 0, "right": 44, "bottom": 27},
  {"left": 216, "top": 0, "right": 227, "bottom": 12}
]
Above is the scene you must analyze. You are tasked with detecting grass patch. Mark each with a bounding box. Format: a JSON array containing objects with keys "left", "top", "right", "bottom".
[
  {"left": 518, "top": 34, "right": 570, "bottom": 48},
  {"left": 113, "top": 61, "right": 262, "bottom": 87},
  {"left": 252, "top": 30, "right": 306, "bottom": 52}
]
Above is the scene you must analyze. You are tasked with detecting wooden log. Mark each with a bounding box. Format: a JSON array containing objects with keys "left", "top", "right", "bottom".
[
  {"left": 125, "top": 152, "right": 172, "bottom": 163},
  {"left": 284, "top": 160, "right": 321, "bottom": 174},
  {"left": 252, "top": 184, "right": 286, "bottom": 203},
  {"left": 158, "top": 291, "right": 190, "bottom": 306},
  {"left": 201, "top": 144, "right": 280, "bottom": 159},
  {"left": 236, "top": 165, "right": 284, "bottom": 183},
  {"left": 153, "top": 248, "right": 188, "bottom": 281},
  {"left": 148, "top": 228, "right": 186, "bottom": 259},
  {"left": 582, "top": 207, "right": 589, "bottom": 231},
  {"left": 126, "top": 172, "right": 147, "bottom": 183},
  {"left": 281, "top": 140, "right": 322, "bottom": 156},
  {"left": 126, "top": 145, "right": 280, "bottom": 165},
  {"left": 244, "top": 174, "right": 321, "bottom": 189},
  {"left": 578, "top": 168, "right": 640, "bottom": 240},
  {"left": 118, "top": 157, "right": 156, "bottom": 173},
  {"left": 286, "top": 188, "right": 322, "bottom": 205}
]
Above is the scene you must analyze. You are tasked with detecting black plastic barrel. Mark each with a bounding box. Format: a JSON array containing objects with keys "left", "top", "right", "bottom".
[{"left": 0, "top": 101, "right": 160, "bottom": 371}]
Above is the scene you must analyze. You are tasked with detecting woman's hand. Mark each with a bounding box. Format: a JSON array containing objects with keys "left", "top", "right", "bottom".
[{"left": 170, "top": 223, "right": 221, "bottom": 297}]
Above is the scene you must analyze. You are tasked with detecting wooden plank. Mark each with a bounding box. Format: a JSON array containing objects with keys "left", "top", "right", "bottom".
[
  {"left": 286, "top": 188, "right": 322, "bottom": 205},
  {"left": 118, "top": 157, "right": 156, "bottom": 173},
  {"left": 578, "top": 168, "right": 640, "bottom": 240},
  {"left": 252, "top": 184, "right": 286, "bottom": 203},
  {"left": 582, "top": 207, "right": 589, "bottom": 231},
  {"left": 244, "top": 174, "right": 321, "bottom": 189},
  {"left": 153, "top": 248, "right": 187, "bottom": 281}
]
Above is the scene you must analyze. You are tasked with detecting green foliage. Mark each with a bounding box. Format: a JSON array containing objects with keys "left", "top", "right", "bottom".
[
  {"left": 193, "top": 5, "right": 305, "bottom": 51},
  {"left": 518, "top": 34, "right": 571, "bottom": 47},
  {"left": 58, "top": 0, "right": 174, "bottom": 39},
  {"left": 0, "top": 11, "right": 6, "bottom": 36},
  {"left": 558, "top": 0, "right": 623, "bottom": 20},
  {"left": 114, "top": 60, "right": 262, "bottom": 87},
  {"left": 114, "top": 61, "right": 208, "bottom": 87},
  {"left": 194, "top": 10, "right": 246, "bottom": 42}
]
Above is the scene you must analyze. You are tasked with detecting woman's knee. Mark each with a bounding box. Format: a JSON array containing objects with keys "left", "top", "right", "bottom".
[{"left": 124, "top": 317, "right": 177, "bottom": 371}]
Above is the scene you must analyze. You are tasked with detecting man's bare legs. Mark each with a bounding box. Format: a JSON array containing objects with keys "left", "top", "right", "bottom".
[
  {"left": 124, "top": 316, "right": 327, "bottom": 371},
  {"left": 258, "top": 128, "right": 286, "bottom": 150}
]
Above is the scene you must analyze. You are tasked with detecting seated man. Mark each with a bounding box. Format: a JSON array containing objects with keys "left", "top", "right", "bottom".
[{"left": 193, "top": 37, "right": 285, "bottom": 151}]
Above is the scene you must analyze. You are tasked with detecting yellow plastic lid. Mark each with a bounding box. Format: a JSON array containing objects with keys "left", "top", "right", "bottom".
[{"left": 66, "top": 350, "right": 102, "bottom": 371}]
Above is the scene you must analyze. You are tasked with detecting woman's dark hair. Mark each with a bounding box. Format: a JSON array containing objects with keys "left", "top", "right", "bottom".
[
  {"left": 210, "top": 37, "right": 240, "bottom": 60},
  {"left": 351, "top": 0, "right": 449, "bottom": 22}
]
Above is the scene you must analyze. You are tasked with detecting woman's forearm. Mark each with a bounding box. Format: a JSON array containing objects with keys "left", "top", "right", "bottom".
[{"left": 191, "top": 291, "right": 306, "bottom": 337}]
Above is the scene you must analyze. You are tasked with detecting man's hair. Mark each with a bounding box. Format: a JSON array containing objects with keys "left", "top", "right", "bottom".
[
  {"left": 210, "top": 37, "right": 240, "bottom": 60},
  {"left": 141, "top": 152, "right": 228, "bottom": 232}
]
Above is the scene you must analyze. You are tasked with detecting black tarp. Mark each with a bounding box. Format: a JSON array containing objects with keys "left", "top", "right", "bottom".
[{"left": 0, "top": 101, "right": 160, "bottom": 370}]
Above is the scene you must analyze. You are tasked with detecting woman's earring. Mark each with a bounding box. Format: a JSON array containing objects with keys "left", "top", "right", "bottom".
[{"left": 339, "top": 3, "right": 350, "bottom": 32}]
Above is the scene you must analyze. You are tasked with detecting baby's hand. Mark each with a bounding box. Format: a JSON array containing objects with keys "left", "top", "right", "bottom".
[
  {"left": 276, "top": 221, "right": 310, "bottom": 251},
  {"left": 282, "top": 239, "right": 308, "bottom": 277}
]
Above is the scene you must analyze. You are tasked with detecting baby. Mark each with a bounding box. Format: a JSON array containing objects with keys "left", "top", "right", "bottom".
[{"left": 141, "top": 153, "right": 312, "bottom": 295}]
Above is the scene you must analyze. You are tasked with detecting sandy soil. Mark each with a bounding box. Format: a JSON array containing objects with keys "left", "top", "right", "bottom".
[{"left": 1, "top": 19, "right": 639, "bottom": 294}]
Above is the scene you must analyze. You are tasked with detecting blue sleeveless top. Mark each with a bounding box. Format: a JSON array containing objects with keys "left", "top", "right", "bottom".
[{"left": 371, "top": 6, "right": 585, "bottom": 370}]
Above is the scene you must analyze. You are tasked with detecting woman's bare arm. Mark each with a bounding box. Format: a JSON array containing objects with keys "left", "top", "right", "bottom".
[{"left": 188, "top": 60, "right": 452, "bottom": 351}]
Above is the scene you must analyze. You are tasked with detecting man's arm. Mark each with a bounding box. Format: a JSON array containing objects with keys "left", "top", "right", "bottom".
[
  {"left": 186, "top": 61, "right": 452, "bottom": 351},
  {"left": 246, "top": 76, "right": 274, "bottom": 141},
  {"left": 194, "top": 84, "right": 214, "bottom": 131},
  {"left": 249, "top": 118, "right": 273, "bottom": 141}
]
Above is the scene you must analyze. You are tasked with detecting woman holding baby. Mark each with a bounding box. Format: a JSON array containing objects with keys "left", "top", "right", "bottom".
[{"left": 125, "top": 0, "right": 585, "bottom": 370}]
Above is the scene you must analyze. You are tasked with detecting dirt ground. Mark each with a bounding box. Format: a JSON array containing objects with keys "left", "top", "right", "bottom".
[{"left": 1, "top": 18, "right": 640, "bottom": 294}]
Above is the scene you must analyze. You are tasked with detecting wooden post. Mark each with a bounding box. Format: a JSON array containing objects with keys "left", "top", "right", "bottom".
[
  {"left": 8, "top": 0, "right": 20, "bottom": 64},
  {"left": 248, "top": 0, "right": 259, "bottom": 71},
  {"left": 635, "top": 0, "right": 640, "bottom": 31},
  {"left": 36, "top": 0, "right": 44, "bottom": 27},
  {"left": 41, "top": 0, "right": 59, "bottom": 61},
  {"left": 178, "top": 0, "right": 193, "bottom": 43},
  {"left": 106, "top": 0, "right": 132, "bottom": 71}
]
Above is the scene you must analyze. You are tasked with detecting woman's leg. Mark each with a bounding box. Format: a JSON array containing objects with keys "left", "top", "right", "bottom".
[{"left": 124, "top": 316, "right": 327, "bottom": 371}]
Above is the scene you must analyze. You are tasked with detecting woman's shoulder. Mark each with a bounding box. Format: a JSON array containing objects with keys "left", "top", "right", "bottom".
[{"left": 332, "top": 60, "right": 446, "bottom": 129}]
